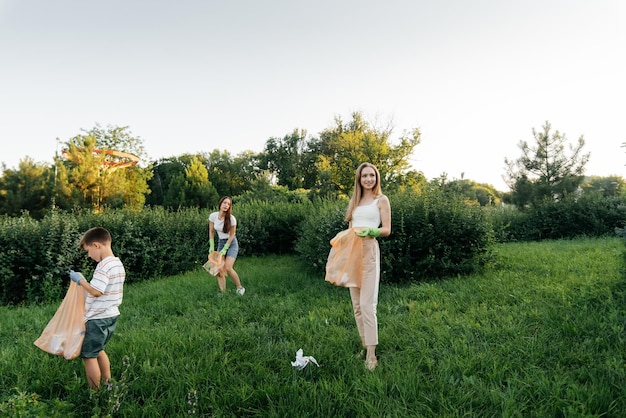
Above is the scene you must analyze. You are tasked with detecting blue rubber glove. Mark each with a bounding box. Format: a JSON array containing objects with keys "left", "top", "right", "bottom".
[
  {"left": 69, "top": 270, "right": 84, "bottom": 284},
  {"left": 355, "top": 227, "right": 382, "bottom": 238},
  {"left": 209, "top": 238, "right": 215, "bottom": 253},
  {"left": 219, "top": 242, "right": 230, "bottom": 256}
]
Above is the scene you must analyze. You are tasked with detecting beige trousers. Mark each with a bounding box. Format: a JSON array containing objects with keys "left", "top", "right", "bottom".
[{"left": 349, "top": 238, "right": 380, "bottom": 346}]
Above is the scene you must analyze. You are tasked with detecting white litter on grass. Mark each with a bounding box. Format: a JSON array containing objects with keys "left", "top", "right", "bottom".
[{"left": 291, "top": 348, "right": 319, "bottom": 370}]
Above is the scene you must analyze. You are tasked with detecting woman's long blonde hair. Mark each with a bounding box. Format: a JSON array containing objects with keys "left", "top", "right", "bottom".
[{"left": 345, "top": 162, "right": 382, "bottom": 222}]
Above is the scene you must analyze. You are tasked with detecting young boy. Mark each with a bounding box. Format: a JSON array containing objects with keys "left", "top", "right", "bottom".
[{"left": 69, "top": 227, "right": 125, "bottom": 390}]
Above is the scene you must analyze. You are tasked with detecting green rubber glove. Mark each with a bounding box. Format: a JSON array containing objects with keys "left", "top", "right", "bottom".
[
  {"left": 356, "top": 227, "right": 381, "bottom": 238},
  {"left": 209, "top": 238, "right": 215, "bottom": 253},
  {"left": 220, "top": 242, "right": 230, "bottom": 256}
]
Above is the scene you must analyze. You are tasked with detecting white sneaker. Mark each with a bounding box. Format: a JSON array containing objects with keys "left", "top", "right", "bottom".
[{"left": 237, "top": 287, "right": 246, "bottom": 296}]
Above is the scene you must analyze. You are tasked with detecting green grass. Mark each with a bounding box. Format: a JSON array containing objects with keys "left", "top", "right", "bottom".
[{"left": 2, "top": 237, "right": 626, "bottom": 417}]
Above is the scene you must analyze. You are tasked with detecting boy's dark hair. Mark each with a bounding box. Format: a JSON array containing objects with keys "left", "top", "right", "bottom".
[{"left": 79, "top": 227, "right": 112, "bottom": 249}]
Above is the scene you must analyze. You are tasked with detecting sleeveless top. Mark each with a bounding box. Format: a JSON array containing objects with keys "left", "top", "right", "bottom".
[{"left": 351, "top": 198, "right": 381, "bottom": 229}]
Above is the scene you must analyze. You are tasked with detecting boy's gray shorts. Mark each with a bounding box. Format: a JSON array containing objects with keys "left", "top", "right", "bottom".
[{"left": 81, "top": 316, "right": 118, "bottom": 358}]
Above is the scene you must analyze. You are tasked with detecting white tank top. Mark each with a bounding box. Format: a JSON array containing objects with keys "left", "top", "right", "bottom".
[{"left": 351, "top": 198, "right": 381, "bottom": 228}]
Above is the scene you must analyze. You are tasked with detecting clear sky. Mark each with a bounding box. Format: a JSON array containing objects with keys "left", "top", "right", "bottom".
[{"left": 1, "top": 0, "right": 624, "bottom": 191}]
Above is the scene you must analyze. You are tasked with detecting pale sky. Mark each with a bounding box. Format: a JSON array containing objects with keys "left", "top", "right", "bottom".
[{"left": 1, "top": 0, "right": 624, "bottom": 191}]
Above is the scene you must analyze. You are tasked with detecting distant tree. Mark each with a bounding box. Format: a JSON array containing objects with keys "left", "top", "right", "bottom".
[
  {"left": 504, "top": 121, "right": 590, "bottom": 207},
  {"left": 182, "top": 156, "right": 218, "bottom": 208},
  {"left": 82, "top": 124, "right": 152, "bottom": 209},
  {"left": 204, "top": 150, "right": 259, "bottom": 198},
  {"left": 443, "top": 177, "right": 502, "bottom": 206},
  {"left": 258, "top": 129, "right": 318, "bottom": 190},
  {"left": 116, "top": 163, "right": 153, "bottom": 210},
  {"left": 59, "top": 135, "right": 102, "bottom": 209},
  {"left": 0, "top": 158, "right": 54, "bottom": 217},
  {"left": 580, "top": 175, "right": 625, "bottom": 198},
  {"left": 59, "top": 125, "right": 153, "bottom": 211},
  {"left": 51, "top": 153, "right": 80, "bottom": 210},
  {"left": 146, "top": 156, "right": 189, "bottom": 206},
  {"left": 148, "top": 155, "right": 194, "bottom": 207},
  {"left": 163, "top": 172, "right": 186, "bottom": 209},
  {"left": 148, "top": 151, "right": 258, "bottom": 207},
  {"left": 83, "top": 124, "right": 148, "bottom": 163},
  {"left": 389, "top": 169, "right": 427, "bottom": 195},
  {"left": 231, "top": 150, "right": 262, "bottom": 197},
  {"left": 235, "top": 170, "right": 289, "bottom": 204},
  {"left": 152, "top": 154, "right": 219, "bottom": 209},
  {"left": 308, "top": 112, "right": 421, "bottom": 197},
  {"left": 473, "top": 183, "right": 502, "bottom": 206}
]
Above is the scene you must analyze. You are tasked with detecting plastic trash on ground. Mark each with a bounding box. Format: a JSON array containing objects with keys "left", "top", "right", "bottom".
[{"left": 291, "top": 348, "right": 319, "bottom": 370}]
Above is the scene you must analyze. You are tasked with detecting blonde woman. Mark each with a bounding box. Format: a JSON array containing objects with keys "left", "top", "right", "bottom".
[{"left": 345, "top": 162, "right": 391, "bottom": 370}]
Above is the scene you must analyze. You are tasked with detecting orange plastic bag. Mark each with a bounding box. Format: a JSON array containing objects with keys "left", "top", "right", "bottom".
[
  {"left": 325, "top": 229, "right": 363, "bottom": 288},
  {"left": 203, "top": 251, "right": 225, "bottom": 276},
  {"left": 34, "top": 281, "right": 86, "bottom": 360}
]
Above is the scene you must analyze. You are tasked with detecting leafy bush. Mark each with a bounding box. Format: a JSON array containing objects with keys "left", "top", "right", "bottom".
[
  {"left": 0, "top": 213, "right": 82, "bottom": 305},
  {"left": 4, "top": 192, "right": 622, "bottom": 305},
  {"left": 70, "top": 207, "right": 210, "bottom": 281},
  {"left": 294, "top": 198, "right": 348, "bottom": 270},
  {"left": 295, "top": 190, "right": 495, "bottom": 283},
  {"left": 0, "top": 201, "right": 315, "bottom": 305},
  {"left": 0, "top": 390, "right": 74, "bottom": 417},
  {"left": 235, "top": 199, "right": 314, "bottom": 256},
  {"left": 490, "top": 196, "right": 626, "bottom": 242},
  {"left": 384, "top": 189, "right": 494, "bottom": 281},
  {"left": 0, "top": 208, "right": 210, "bottom": 305}
]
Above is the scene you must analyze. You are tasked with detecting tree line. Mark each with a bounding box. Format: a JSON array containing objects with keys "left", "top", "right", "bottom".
[{"left": 0, "top": 114, "right": 623, "bottom": 218}]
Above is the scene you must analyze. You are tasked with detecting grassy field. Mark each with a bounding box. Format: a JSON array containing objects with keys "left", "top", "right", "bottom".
[{"left": 1, "top": 237, "right": 626, "bottom": 417}]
